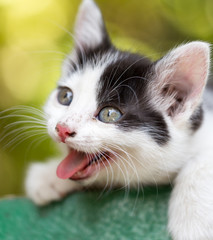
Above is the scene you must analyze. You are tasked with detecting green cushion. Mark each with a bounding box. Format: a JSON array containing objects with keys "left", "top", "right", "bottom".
[{"left": 0, "top": 187, "right": 171, "bottom": 240}]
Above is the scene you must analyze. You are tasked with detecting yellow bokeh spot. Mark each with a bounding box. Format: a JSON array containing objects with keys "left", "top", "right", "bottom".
[
  {"left": 3, "top": 0, "right": 76, "bottom": 47},
  {"left": 1, "top": 0, "right": 52, "bottom": 17},
  {"left": 1, "top": 46, "right": 41, "bottom": 102}
]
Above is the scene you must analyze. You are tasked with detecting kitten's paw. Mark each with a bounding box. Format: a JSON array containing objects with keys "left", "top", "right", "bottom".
[
  {"left": 168, "top": 212, "right": 213, "bottom": 240},
  {"left": 25, "top": 160, "right": 81, "bottom": 205},
  {"left": 169, "top": 156, "right": 213, "bottom": 240}
]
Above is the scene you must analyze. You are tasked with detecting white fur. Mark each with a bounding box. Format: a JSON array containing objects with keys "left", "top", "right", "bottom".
[
  {"left": 168, "top": 110, "right": 213, "bottom": 240},
  {"left": 25, "top": 159, "right": 81, "bottom": 205},
  {"left": 74, "top": 0, "right": 105, "bottom": 49},
  {"left": 25, "top": 0, "right": 213, "bottom": 239}
]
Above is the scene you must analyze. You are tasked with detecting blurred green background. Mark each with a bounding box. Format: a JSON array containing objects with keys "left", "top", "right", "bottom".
[{"left": 0, "top": 0, "right": 212, "bottom": 197}]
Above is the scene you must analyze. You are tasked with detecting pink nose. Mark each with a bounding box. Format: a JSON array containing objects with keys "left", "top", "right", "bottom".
[{"left": 55, "top": 123, "right": 76, "bottom": 143}]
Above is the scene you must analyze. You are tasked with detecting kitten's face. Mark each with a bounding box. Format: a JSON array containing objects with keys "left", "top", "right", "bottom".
[
  {"left": 45, "top": 49, "right": 161, "bottom": 180},
  {"left": 44, "top": 0, "right": 210, "bottom": 181}
]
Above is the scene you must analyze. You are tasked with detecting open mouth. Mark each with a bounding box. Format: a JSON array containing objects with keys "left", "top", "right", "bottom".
[{"left": 56, "top": 149, "right": 114, "bottom": 180}]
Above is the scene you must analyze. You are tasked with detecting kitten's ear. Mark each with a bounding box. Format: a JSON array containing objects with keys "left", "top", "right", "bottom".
[
  {"left": 152, "top": 41, "right": 210, "bottom": 119},
  {"left": 74, "top": 0, "right": 110, "bottom": 50}
]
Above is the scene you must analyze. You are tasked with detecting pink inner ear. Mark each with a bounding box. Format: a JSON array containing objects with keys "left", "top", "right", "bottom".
[
  {"left": 154, "top": 41, "right": 210, "bottom": 117},
  {"left": 158, "top": 42, "right": 209, "bottom": 97},
  {"left": 174, "top": 42, "right": 210, "bottom": 98},
  {"left": 175, "top": 47, "right": 208, "bottom": 99}
]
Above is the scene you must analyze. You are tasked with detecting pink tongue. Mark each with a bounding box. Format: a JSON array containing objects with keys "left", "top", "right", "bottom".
[{"left": 56, "top": 150, "right": 89, "bottom": 179}]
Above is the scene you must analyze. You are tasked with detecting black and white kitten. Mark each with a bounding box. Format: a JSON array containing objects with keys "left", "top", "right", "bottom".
[{"left": 25, "top": 0, "right": 213, "bottom": 239}]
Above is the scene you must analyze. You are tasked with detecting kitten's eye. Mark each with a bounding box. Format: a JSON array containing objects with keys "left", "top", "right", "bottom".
[
  {"left": 57, "top": 87, "right": 73, "bottom": 106},
  {"left": 98, "top": 107, "right": 122, "bottom": 123}
]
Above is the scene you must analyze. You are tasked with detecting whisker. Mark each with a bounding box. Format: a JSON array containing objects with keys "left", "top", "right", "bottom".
[
  {"left": 109, "top": 144, "right": 141, "bottom": 207},
  {"left": 50, "top": 22, "right": 87, "bottom": 71},
  {"left": 0, "top": 126, "right": 47, "bottom": 142},
  {"left": 14, "top": 134, "right": 49, "bottom": 153},
  {"left": 101, "top": 152, "right": 115, "bottom": 193},
  {"left": 0, "top": 114, "right": 46, "bottom": 122},
  {"left": 3, "top": 130, "right": 47, "bottom": 151},
  {"left": 110, "top": 56, "right": 147, "bottom": 91},
  {"left": 0, "top": 105, "right": 46, "bottom": 117},
  {"left": 100, "top": 146, "right": 129, "bottom": 192},
  {"left": 4, "top": 121, "right": 47, "bottom": 129},
  {"left": 103, "top": 146, "right": 133, "bottom": 198}
]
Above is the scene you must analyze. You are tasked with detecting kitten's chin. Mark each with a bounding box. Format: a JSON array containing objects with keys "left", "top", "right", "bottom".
[{"left": 56, "top": 148, "right": 115, "bottom": 181}]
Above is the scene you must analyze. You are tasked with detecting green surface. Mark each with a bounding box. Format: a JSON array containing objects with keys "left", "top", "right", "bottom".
[{"left": 0, "top": 187, "right": 171, "bottom": 240}]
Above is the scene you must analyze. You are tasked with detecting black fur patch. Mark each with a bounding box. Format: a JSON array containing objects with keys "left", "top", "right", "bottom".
[
  {"left": 67, "top": 16, "right": 170, "bottom": 145},
  {"left": 74, "top": 40, "right": 113, "bottom": 70},
  {"left": 68, "top": 22, "right": 113, "bottom": 71},
  {"left": 97, "top": 51, "right": 170, "bottom": 145},
  {"left": 190, "top": 105, "right": 203, "bottom": 132}
]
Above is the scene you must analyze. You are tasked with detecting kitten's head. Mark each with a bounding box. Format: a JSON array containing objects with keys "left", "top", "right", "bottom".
[{"left": 44, "top": 0, "right": 210, "bottom": 182}]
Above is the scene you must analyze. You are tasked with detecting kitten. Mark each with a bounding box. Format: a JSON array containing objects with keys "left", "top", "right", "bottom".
[{"left": 25, "top": 0, "right": 213, "bottom": 239}]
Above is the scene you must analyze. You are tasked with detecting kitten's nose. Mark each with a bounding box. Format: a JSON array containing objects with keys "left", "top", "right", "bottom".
[{"left": 55, "top": 123, "right": 77, "bottom": 143}]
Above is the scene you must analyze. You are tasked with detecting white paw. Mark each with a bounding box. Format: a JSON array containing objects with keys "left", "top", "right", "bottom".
[
  {"left": 168, "top": 156, "right": 213, "bottom": 240},
  {"left": 25, "top": 160, "right": 81, "bottom": 205},
  {"left": 168, "top": 208, "right": 213, "bottom": 240}
]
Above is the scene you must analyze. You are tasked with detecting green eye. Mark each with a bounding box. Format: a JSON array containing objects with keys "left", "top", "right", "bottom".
[
  {"left": 57, "top": 87, "right": 73, "bottom": 106},
  {"left": 98, "top": 107, "right": 122, "bottom": 123}
]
